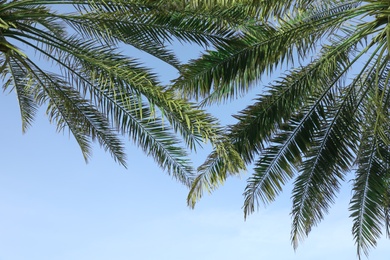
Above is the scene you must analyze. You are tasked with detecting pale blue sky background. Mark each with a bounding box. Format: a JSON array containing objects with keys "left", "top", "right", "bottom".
[{"left": 1, "top": 15, "right": 390, "bottom": 260}]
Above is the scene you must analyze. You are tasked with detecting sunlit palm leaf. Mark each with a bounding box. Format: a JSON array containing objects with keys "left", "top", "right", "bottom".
[{"left": 0, "top": 0, "right": 227, "bottom": 184}]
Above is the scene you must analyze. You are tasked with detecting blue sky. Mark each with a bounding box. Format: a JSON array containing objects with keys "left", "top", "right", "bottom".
[
  {"left": 1, "top": 14, "right": 390, "bottom": 260},
  {"left": 2, "top": 83, "right": 390, "bottom": 260}
]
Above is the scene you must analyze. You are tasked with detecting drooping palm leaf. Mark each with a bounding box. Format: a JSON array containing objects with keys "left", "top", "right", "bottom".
[
  {"left": 0, "top": 0, "right": 234, "bottom": 185},
  {"left": 181, "top": 0, "right": 390, "bottom": 258}
]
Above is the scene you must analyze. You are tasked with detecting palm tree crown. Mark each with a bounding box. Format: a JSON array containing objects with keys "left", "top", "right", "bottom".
[
  {"left": 0, "top": 0, "right": 238, "bottom": 186},
  {"left": 177, "top": 0, "right": 390, "bottom": 257}
]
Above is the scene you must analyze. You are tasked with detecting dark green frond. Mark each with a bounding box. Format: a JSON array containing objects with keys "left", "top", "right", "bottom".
[
  {"left": 350, "top": 131, "right": 387, "bottom": 258},
  {"left": 243, "top": 110, "right": 320, "bottom": 218},
  {"left": 180, "top": 0, "right": 390, "bottom": 258},
  {"left": 348, "top": 58, "right": 390, "bottom": 258},
  {"left": 189, "top": 32, "right": 359, "bottom": 207},
  {"left": 291, "top": 85, "right": 361, "bottom": 248},
  {"left": 174, "top": 0, "right": 361, "bottom": 103}
]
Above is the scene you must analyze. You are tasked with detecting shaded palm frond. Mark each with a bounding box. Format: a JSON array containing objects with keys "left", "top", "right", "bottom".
[
  {"left": 350, "top": 133, "right": 386, "bottom": 258},
  {"left": 291, "top": 85, "right": 361, "bottom": 248},
  {"left": 185, "top": 1, "right": 390, "bottom": 256},
  {"left": 348, "top": 54, "right": 390, "bottom": 258},
  {"left": 174, "top": 1, "right": 362, "bottom": 104},
  {"left": 188, "top": 34, "right": 358, "bottom": 206}
]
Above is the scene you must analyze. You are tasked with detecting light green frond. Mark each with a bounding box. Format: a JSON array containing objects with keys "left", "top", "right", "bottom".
[
  {"left": 11, "top": 52, "right": 128, "bottom": 166},
  {"left": 6, "top": 55, "right": 38, "bottom": 132},
  {"left": 187, "top": 138, "right": 245, "bottom": 207},
  {"left": 16, "top": 28, "right": 218, "bottom": 180},
  {"left": 0, "top": 0, "right": 228, "bottom": 182},
  {"left": 110, "top": 92, "right": 195, "bottom": 186},
  {"left": 234, "top": 32, "right": 359, "bottom": 157}
]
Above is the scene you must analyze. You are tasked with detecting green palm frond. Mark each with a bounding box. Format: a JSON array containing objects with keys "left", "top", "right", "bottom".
[
  {"left": 291, "top": 86, "right": 360, "bottom": 248},
  {"left": 350, "top": 133, "right": 386, "bottom": 258},
  {"left": 349, "top": 98, "right": 389, "bottom": 257},
  {"left": 183, "top": 0, "right": 390, "bottom": 257},
  {"left": 243, "top": 111, "right": 319, "bottom": 217},
  {"left": 4, "top": 54, "right": 37, "bottom": 132},
  {"left": 188, "top": 35, "right": 357, "bottom": 206},
  {"left": 169, "top": 0, "right": 307, "bottom": 21},
  {"left": 8, "top": 52, "right": 128, "bottom": 165},
  {"left": 174, "top": 1, "right": 362, "bottom": 104},
  {"left": 67, "top": 0, "right": 241, "bottom": 57},
  {"left": 13, "top": 25, "right": 217, "bottom": 179},
  {"left": 0, "top": 0, "right": 230, "bottom": 185},
  {"left": 348, "top": 58, "right": 390, "bottom": 257},
  {"left": 384, "top": 184, "right": 390, "bottom": 239},
  {"left": 187, "top": 138, "right": 245, "bottom": 208}
]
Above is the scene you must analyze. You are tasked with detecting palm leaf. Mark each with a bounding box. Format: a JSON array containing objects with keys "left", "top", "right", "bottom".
[
  {"left": 174, "top": 1, "right": 361, "bottom": 104},
  {"left": 0, "top": 0, "right": 229, "bottom": 183},
  {"left": 291, "top": 86, "right": 360, "bottom": 248}
]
